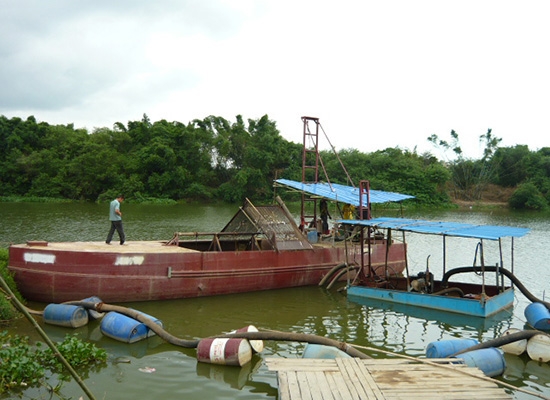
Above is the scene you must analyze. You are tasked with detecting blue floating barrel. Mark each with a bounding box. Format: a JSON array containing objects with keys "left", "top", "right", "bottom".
[
  {"left": 524, "top": 302, "right": 550, "bottom": 330},
  {"left": 43, "top": 304, "right": 89, "bottom": 328},
  {"left": 455, "top": 348, "right": 506, "bottom": 377},
  {"left": 425, "top": 338, "right": 479, "bottom": 358},
  {"left": 100, "top": 311, "right": 163, "bottom": 343},
  {"left": 302, "top": 343, "right": 351, "bottom": 359}
]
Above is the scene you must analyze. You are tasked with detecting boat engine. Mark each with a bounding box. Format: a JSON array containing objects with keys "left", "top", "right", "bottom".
[{"left": 409, "top": 271, "right": 434, "bottom": 293}]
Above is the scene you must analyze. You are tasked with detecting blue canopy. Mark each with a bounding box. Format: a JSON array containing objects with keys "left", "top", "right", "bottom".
[
  {"left": 338, "top": 217, "right": 530, "bottom": 240},
  {"left": 274, "top": 179, "right": 415, "bottom": 206}
]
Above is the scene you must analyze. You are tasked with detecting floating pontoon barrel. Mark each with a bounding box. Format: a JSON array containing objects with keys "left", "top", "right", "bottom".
[
  {"left": 526, "top": 333, "right": 550, "bottom": 362},
  {"left": 500, "top": 328, "right": 527, "bottom": 355},
  {"left": 425, "top": 338, "right": 479, "bottom": 358},
  {"left": 196, "top": 338, "right": 252, "bottom": 366},
  {"left": 302, "top": 343, "right": 351, "bottom": 359},
  {"left": 100, "top": 311, "right": 163, "bottom": 343},
  {"left": 524, "top": 302, "right": 550, "bottom": 330},
  {"left": 231, "top": 325, "right": 264, "bottom": 353},
  {"left": 43, "top": 304, "right": 89, "bottom": 328},
  {"left": 455, "top": 348, "right": 506, "bottom": 377}
]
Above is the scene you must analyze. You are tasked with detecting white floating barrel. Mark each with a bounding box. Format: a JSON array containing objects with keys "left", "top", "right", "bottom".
[
  {"left": 425, "top": 338, "right": 479, "bottom": 358},
  {"left": 100, "top": 311, "right": 163, "bottom": 343},
  {"left": 524, "top": 302, "right": 550, "bottom": 330},
  {"left": 500, "top": 328, "right": 527, "bottom": 355},
  {"left": 526, "top": 333, "right": 550, "bottom": 363},
  {"left": 231, "top": 325, "right": 264, "bottom": 353},
  {"left": 197, "top": 338, "right": 252, "bottom": 366},
  {"left": 43, "top": 304, "right": 89, "bottom": 328},
  {"left": 456, "top": 348, "right": 506, "bottom": 377}
]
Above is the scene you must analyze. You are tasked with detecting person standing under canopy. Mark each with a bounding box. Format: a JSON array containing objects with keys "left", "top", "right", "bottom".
[
  {"left": 106, "top": 195, "right": 126, "bottom": 245},
  {"left": 319, "top": 198, "right": 331, "bottom": 234}
]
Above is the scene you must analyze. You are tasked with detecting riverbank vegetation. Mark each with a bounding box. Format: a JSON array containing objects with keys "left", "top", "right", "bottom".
[
  {"left": 1, "top": 114, "right": 549, "bottom": 210},
  {"left": 0, "top": 249, "right": 20, "bottom": 321},
  {"left": 0, "top": 331, "right": 107, "bottom": 396}
]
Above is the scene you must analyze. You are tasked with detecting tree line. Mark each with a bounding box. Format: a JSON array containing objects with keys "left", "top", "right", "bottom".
[{"left": 1, "top": 114, "right": 549, "bottom": 210}]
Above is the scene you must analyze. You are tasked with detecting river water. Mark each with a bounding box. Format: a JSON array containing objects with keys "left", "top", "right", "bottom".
[{"left": 2, "top": 202, "right": 550, "bottom": 399}]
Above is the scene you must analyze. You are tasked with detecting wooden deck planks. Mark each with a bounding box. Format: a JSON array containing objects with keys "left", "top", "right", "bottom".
[{"left": 266, "top": 358, "right": 512, "bottom": 400}]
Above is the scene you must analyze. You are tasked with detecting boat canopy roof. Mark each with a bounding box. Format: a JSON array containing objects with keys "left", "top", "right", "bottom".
[
  {"left": 338, "top": 217, "right": 530, "bottom": 240},
  {"left": 274, "top": 179, "right": 415, "bottom": 206}
]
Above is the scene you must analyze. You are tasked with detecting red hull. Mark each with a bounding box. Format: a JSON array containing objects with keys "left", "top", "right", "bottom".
[{"left": 8, "top": 240, "right": 406, "bottom": 303}]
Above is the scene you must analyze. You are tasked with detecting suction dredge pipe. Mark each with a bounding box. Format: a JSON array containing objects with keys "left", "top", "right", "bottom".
[
  {"left": 318, "top": 262, "right": 359, "bottom": 290},
  {"left": 442, "top": 265, "right": 550, "bottom": 310},
  {"left": 449, "top": 329, "right": 544, "bottom": 356},
  {"left": 64, "top": 301, "right": 371, "bottom": 359}
]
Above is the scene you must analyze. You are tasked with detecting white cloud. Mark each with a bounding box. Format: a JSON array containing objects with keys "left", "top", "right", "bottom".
[{"left": 1, "top": 0, "right": 549, "bottom": 158}]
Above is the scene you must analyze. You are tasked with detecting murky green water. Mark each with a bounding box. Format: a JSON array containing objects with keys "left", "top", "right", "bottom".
[{"left": 2, "top": 202, "right": 550, "bottom": 399}]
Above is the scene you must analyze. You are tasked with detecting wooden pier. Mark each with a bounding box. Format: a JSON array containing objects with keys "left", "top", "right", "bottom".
[{"left": 266, "top": 357, "right": 512, "bottom": 399}]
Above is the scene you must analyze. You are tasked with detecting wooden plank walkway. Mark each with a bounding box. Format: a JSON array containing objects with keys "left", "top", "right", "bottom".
[{"left": 266, "top": 357, "right": 512, "bottom": 400}]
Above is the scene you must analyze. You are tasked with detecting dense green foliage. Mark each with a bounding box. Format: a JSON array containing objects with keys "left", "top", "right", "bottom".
[
  {"left": 1, "top": 114, "right": 549, "bottom": 209},
  {"left": 0, "top": 249, "right": 20, "bottom": 321},
  {"left": 0, "top": 331, "right": 107, "bottom": 395}
]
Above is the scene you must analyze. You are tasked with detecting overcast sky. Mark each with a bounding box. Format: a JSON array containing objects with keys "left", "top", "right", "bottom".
[{"left": 1, "top": 1, "right": 548, "bottom": 160}]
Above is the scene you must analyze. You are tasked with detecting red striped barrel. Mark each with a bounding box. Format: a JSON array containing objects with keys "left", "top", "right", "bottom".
[{"left": 197, "top": 338, "right": 252, "bottom": 366}]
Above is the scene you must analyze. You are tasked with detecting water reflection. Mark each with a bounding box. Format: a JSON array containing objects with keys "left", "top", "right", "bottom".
[{"left": 20, "top": 286, "right": 550, "bottom": 399}]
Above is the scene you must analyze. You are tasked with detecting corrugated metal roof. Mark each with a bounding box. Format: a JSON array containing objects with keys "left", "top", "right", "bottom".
[
  {"left": 274, "top": 179, "right": 415, "bottom": 205},
  {"left": 338, "top": 217, "right": 530, "bottom": 240}
]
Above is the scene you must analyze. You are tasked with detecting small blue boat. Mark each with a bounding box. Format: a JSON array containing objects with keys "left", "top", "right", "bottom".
[
  {"left": 100, "top": 311, "right": 163, "bottom": 343},
  {"left": 341, "top": 217, "right": 529, "bottom": 318}
]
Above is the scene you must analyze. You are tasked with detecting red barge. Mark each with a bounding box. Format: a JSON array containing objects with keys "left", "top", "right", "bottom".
[
  {"left": 8, "top": 117, "right": 413, "bottom": 303},
  {"left": 8, "top": 197, "right": 408, "bottom": 303}
]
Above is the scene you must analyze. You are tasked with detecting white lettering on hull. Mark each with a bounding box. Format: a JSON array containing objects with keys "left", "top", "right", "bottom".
[
  {"left": 24, "top": 253, "right": 56, "bottom": 264},
  {"left": 115, "top": 256, "right": 145, "bottom": 266}
]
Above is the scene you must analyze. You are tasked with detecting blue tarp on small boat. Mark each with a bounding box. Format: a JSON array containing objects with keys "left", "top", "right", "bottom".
[{"left": 337, "top": 217, "right": 530, "bottom": 240}]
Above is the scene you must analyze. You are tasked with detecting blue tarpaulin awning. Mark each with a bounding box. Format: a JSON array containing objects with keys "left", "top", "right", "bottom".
[
  {"left": 274, "top": 179, "right": 415, "bottom": 206},
  {"left": 338, "top": 217, "right": 530, "bottom": 240}
]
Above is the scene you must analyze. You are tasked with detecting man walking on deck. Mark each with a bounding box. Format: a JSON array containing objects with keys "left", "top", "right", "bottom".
[{"left": 106, "top": 195, "right": 126, "bottom": 245}]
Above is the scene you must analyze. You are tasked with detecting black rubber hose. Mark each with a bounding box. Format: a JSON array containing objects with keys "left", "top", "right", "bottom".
[
  {"left": 319, "top": 263, "right": 348, "bottom": 287},
  {"left": 65, "top": 301, "right": 371, "bottom": 358},
  {"left": 432, "top": 287, "right": 465, "bottom": 297},
  {"left": 216, "top": 330, "right": 371, "bottom": 359},
  {"left": 67, "top": 301, "right": 200, "bottom": 348},
  {"left": 450, "top": 329, "right": 543, "bottom": 356},
  {"left": 442, "top": 266, "right": 550, "bottom": 309},
  {"left": 326, "top": 265, "right": 359, "bottom": 290}
]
